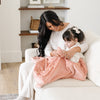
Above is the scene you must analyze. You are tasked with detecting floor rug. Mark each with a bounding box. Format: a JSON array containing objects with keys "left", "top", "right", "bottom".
[{"left": 0, "top": 94, "right": 18, "bottom": 100}]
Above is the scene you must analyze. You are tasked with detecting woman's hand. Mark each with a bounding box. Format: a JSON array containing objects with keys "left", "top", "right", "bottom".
[
  {"left": 50, "top": 48, "right": 64, "bottom": 57},
  {"left": 56, "top": 47, "right": 66, "bottom": 57},
  {"left": 50, "top": 50, "right": 59, "bottom": 57}
]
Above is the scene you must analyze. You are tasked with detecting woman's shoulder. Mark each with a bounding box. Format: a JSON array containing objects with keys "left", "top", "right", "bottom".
[
  {"left": 64, "top": 23, "right": 84, "bottom": 30},
  {"left": 50, "top": 23, "right": 75, "bottom": 37},
  {"left": 64, "top": 23, "right": 75, "bottom": 28},
  {"left": 63, "top": 23, "right": 75, "bottom": 31}
]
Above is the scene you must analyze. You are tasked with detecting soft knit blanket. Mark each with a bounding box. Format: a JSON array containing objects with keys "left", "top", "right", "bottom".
[{"left": 33, "top": 49, "right": 87, "bottom": 88}]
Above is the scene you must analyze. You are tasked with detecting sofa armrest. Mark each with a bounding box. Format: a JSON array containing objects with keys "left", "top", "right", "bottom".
[
  {"left": 85, "top": 39, "right": 100, "bottom": 86},
  {"left": 25, "top": 48, "right": 39, "bottom": 62}
]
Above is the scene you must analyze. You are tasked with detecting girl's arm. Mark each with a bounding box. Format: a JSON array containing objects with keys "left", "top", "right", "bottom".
[
  {"left": 65, "top": 46, "right": 81, "bottom": 59},
  {"left": 64, "top": 41, "right": 88, "bottom": 59},
  {"left": 49, "top": 46, "right": 81, "bottom": 58}
]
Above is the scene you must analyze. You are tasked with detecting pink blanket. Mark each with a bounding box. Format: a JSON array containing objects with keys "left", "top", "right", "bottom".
[{"left": 33, "top": 50, "right": 87, "bottom": 88}]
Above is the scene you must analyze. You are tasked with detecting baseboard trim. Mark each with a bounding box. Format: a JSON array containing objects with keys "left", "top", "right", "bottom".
[{"left": 1, "top": 51, "right": 22, "bottom": 63}]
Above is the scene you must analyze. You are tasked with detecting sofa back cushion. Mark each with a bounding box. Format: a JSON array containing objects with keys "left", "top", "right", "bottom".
[{"left": 84, "top": 31, "right": 98, "bottom": 45}]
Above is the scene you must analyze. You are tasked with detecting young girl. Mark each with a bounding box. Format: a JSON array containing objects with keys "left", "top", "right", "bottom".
[
  {"left": 62, "top": 26, "right": 86, "bottom": 63},
  {"left": 33, "top": 27, "right": 88, "bottom": 88}
]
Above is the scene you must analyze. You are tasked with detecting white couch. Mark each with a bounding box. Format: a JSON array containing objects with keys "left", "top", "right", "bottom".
[{"left": 25, "top": 31, "right": 100, "bottom": 100}]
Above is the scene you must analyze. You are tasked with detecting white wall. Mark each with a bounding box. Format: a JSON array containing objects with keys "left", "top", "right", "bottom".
[
  {"left": 0, "top": 0, "right": 22, "bottom": 63},
  {"left": 67, "top": 0, "right": 100, "bottom": 35}
]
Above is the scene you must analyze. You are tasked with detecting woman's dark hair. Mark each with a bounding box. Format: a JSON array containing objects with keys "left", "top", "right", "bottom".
[
  {"left": 62, "top": 26, "right": 85, "bottom": 42},
  {"left": 38, "top": 10, "right": 63, "bottom": 57}
]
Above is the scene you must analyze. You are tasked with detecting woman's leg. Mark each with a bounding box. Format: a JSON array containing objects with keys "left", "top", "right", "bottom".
[{"left": 16, "top": 61, "right": 35, "bottom": 100}]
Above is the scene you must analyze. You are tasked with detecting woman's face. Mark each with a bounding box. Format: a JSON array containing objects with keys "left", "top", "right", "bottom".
[{"left": 46, "top": 22, "right": 59, "bottom": 31}]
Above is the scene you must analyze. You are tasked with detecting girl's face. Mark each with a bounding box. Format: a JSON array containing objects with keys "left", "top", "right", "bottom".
[
  {"left": 46, "top": 22, "right": 59, "bottom": 31},
  {"left": 65, "top": 38, "right": 78, "bottom": 48}
]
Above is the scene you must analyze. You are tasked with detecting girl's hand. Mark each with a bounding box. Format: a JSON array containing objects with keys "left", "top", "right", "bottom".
[{"left": 65, "top": 51, "right": 73, "bottom": 59}]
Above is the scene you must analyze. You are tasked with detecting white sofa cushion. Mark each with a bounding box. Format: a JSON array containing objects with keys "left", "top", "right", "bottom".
[
  {"left": 35, "top": 87, "right": 100, "bottom": 100},
  {"left": 34, "top": 79, "right": 97, "bottom": 100},
  {"left": 85, "top": 39, "right": 100, "bottom": 86},
  {"left": 34, "top": 79, "right": 95, "bottom": 91}
]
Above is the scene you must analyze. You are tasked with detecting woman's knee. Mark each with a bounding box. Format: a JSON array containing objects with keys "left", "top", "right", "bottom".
[{"left": 19, "top": 62, "right": 35, "bottom": 74}]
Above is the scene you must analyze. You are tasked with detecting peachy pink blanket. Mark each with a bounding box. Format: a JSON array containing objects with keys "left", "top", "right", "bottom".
[{"left": 33, "top": 49, "right": 87, "bottom": 88}]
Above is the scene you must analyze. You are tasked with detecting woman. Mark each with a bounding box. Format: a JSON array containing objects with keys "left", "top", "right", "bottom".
[{"left": 15, "top": 10, "right": 88, "bottom": 100}]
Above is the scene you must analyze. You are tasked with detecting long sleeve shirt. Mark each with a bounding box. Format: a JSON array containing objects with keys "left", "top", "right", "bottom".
[{"left": 45, "top": 24, "right": 88, "bottom": 56}]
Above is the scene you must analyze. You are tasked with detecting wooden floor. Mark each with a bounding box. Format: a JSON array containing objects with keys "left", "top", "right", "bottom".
[{"left": 0, "top": 60, "right": 24, "bottom": 95}]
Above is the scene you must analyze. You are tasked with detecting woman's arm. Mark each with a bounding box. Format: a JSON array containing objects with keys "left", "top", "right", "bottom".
[
  {"left": 79, "top": 40, "right": 88, "bottom": 53},
  {"left": 65, "top": 46, "right": 81, "bottom": 59},
  {"left": 44, "top": 41, "right": 53, "bottom": 56},
  {"left": 50, "top": 50, "right": 58, "bottom": 57}
]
